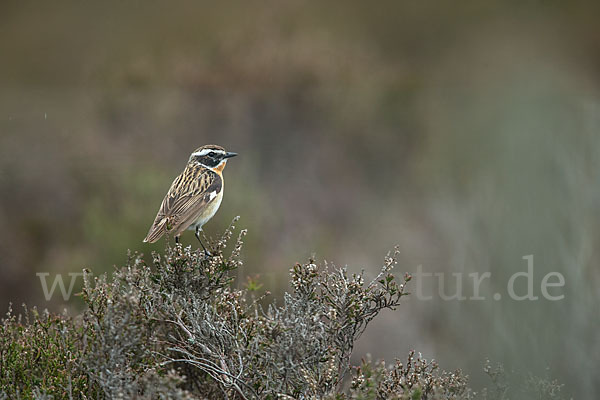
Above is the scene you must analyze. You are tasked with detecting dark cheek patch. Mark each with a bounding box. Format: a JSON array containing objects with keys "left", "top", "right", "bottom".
[{"left": 195, "top": 155, "right": 219, "bottom": 167}]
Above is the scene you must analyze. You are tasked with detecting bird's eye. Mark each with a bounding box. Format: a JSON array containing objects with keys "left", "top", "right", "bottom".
[{"left": 208, "top": 152, "right": 216, "bottom": 157}]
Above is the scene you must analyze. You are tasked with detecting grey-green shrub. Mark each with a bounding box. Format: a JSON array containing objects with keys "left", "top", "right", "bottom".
[{"left": 0, "top": 220, "right": 569, "bottom": 399}]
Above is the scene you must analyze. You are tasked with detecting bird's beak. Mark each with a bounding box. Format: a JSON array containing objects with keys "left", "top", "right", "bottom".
[{"left": 224, "top": 152, "right": 238, "bottom": 159}]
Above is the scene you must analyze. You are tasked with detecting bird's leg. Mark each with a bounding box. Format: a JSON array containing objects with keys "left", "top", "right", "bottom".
[{"left": 195, "top": 226, "right": 211, "bottom": 257}]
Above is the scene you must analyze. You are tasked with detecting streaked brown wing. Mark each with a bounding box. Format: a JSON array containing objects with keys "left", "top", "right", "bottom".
[{"left": 144, "top": 165, "right": 222, "bottom": 242}]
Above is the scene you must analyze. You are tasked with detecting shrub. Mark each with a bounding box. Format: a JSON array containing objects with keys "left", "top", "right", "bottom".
[
  {"left": 0, "top": 305, "right": 94, "bottom": 398},
  {"left": 0, "top": 219, "right": 569, "bottom": 399}
]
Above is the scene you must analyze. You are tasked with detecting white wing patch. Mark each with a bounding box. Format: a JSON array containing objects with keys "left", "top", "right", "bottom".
[{"left": 189, "top": 189, "right": 223, "bottom": 231}]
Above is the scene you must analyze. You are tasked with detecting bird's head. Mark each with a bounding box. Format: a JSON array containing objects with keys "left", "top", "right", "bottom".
[{"left": 189, "top": 145, "right": 237, "bottom": 172}]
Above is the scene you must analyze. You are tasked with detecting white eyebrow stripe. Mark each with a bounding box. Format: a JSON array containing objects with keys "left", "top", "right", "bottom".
[{"left": 192, "top": 149, "right": 226, "bottom": 157}]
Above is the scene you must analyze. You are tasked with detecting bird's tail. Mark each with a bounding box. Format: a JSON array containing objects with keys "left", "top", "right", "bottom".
[{"left": 143, "top": 217, "right": 169, "bottom": 243}]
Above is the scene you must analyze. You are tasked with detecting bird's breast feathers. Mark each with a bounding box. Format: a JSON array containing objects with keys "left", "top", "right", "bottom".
[{"left": 189, "top": 188, "right": 224, "bottom": 230}]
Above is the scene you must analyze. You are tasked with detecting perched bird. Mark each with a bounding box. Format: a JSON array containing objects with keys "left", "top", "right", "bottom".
[{"left": 143, "top": 144, "right": 237, "bottom": 253}]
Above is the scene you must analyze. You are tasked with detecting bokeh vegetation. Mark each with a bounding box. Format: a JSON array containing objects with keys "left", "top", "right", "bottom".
[{"left": 1, "top": 1, "right": 599, "bottom": 397}]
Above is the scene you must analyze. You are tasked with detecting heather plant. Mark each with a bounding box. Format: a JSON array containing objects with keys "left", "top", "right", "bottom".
[
  {"left": 0, "top": 220, "right": 570, "bottom": 399},
  {"left": 0, "top": 305, "right": 94, "bottom": 398},
  {"left": 344, "top": 351, "right": 473, "bottom": 400}
]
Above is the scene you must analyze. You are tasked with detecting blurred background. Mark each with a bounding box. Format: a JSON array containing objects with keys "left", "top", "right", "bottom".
[{"left": 1, "top": 0, "right": 599, "bottom": 397}]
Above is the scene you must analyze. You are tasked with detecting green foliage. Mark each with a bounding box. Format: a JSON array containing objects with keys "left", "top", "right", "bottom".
[
  {"left": 0, "top": 306, "right": 96, "bottom": 398},
  {"left": 0, "top": 221, "right": 570, "bottom": 399}
]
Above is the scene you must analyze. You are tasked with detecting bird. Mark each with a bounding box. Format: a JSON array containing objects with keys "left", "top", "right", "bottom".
[{"left": 143, "top": 144, "right": 237, "bottom": 254}]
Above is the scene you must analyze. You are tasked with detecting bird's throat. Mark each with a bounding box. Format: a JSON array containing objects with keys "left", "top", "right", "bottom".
[{"left": 211, "top": 160, "right": 227, "bottom": 174}]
